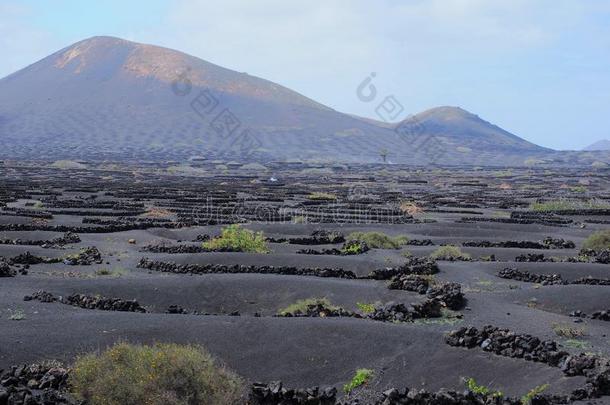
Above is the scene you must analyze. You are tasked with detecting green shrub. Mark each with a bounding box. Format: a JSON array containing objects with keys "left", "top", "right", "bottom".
[
  {"left": 346, "top": 232, "right": 409, "bottom": 249},
  {"left": 530, "top": 199, "right": 610, "bottom": 212},
  {"left": 277, "top": 298, "right": 339, "bottom": 316},
  {"left": 582, "top": 230, "right": 610, "bottom": 251},
  {"left": 71, "top": 342, "right": 244, "bottom": 405},
  {"left": 552, "top": 323, "right": 586, "bottom": 339},
  {"left": 356, "top": 302, "right": 376, "bottom": 314},
  {"left": 203, "top": 224, "right": 269, "bottom": 253},
  {"left": 464, "top": 377, "right": 503, "bottom": 398},
  {"left": 563, "top": 339, "right": 590, "bottom": 350},
  {"left": 308, "top": 192, "right": 337, "bottom": 200},
  {"left": 94, "top": 268, "right": 126, "bottom": 277},
  {"left": 340, "top": 240, "right": 368, "bottom": 255},
  {"left": 521, "top": 384, "right": 549, "bottom": 404},
  {"left": 429, "top": 246, "right": 471, "bottom": 260},
  {"left": 9, "top": 309, "right": 26, "bottom": 321},
  {"left": 343, "top": 369, "right": 374, "bottom": 393}
]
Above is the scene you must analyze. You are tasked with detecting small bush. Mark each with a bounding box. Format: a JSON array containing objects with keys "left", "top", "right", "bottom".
[
  {"left": 563, "top": 339, "right": 590, "bottom": 350},
  {"left": 429, "top": 246, "right": 471, "bottom": 260},
  {"left": 278, "top": 298, "right": 339, "bottom": 316},
  {"left": 346, "top": 232, "right": 409, "bottom": 249},
  {"left": 552, "top": 323, "right": 586, "bottom": 339},
  {"left": 399, "top": 201, "right": 423, "bottom": 216},
  {"left": 308, "top": 192, "right": 337, "bottom": 200},
  {"left": 71, "top": 342, "right": 244, "bottom": 405},
  {"left": 464, "top": 377, "right": 503, "bottom": 398},
  {"left": 94, "top": 268, "right": 126, "bottom": 277},
  {"left": 582, "top": 230, "right": 610, "bottom": 251},
  {"left": 203, "top": 224, "right": 269, "bottom": 253},
  {"left": 9, "top": 309, "right": 26, "bottom": 321},
  {"left": 356, "top": 302, "right": 376, "bottom": 314},
  {"left": 401, "top": 249, "right": 413, "bottom": 258},
  {"left": 340, "top": 240, "right": 369, "bottom": 255},
  {"left": 343, "top": 369, "right": 374, "bottom": 393},
  {"left": 521, "top": 384, "right": 549, "bottom": 404}
]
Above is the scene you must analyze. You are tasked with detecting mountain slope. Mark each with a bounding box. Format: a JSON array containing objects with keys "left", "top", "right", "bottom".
[
  {"left": 0, "top": 36, "right": 567, "bottom": 165},
  {"left": 583, "top": 140, "right": 610, "bottom": 151}
]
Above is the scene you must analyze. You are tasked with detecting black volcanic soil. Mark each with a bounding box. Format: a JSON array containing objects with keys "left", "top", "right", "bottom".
[{"left": 0, "top": 162, "right": 609, "bottom": 403}]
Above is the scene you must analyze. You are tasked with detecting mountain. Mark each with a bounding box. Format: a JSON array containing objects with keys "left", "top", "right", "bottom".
[
  {"left": 0, "top": 36, "right": 602, "bottom": 166},
  {"left": 583, "top": 140, "right": 610, "bottom": 151}
]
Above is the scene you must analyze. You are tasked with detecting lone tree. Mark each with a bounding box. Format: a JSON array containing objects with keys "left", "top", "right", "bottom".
[{"left": 379, "top": 148, "right": 388, "bottom": 163}]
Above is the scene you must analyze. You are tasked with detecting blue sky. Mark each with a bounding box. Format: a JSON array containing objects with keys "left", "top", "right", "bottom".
[{"left": 1, "top": 0, "right": 609, "bottom": 150}]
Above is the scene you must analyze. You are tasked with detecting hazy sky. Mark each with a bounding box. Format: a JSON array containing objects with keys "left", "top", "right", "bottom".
[{"left": 1, "top": 0, "right": 609, "bottom": 150}]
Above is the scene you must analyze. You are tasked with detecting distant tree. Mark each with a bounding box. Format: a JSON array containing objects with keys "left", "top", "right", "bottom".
[{"left": 379, "top": 148, "right": 388, "bottom": 163}]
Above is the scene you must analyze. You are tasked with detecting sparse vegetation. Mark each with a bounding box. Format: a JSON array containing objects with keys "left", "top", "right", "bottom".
[
  {"left": 521, "top": 384, "right": 549, "bottom": 404},
  {"left": 340, "top": 240, "right": 368, "bottom": 255},
  {"left": 356, "top": 302, "right": 376, "bottom": 314},
  {"left": 429, "top": 245, "right": 471, "bottom": 260},
  {"left": 552, "top": 323, "right": 587, "bottom": 339},
  {"left": 94, "top": 268, "right": 126, "bottom": 277},
  {"left": 347, "top": 232, "right": 409, "bottom": 249},
  {"left": 70, "top": 342, "right": 244, "bottom": 405},
  {"left": 203, "top": 224, "right": 269, "bottom": 253},
  {"left": 399, "top": 201, "right": 423, "bottom": 216},
  {"left": 530, "top": 199, "right": 610, "bottom": 212},
  {"left": 9, "top": 309, "right": 26, "bottom": 321},
  {"left": 464, "top": 377, "right": 503, "bottom": 398},
  {"left": 343, "top": 369, "right": 374, "bottom": 393},
  {"left": 278, "top": 298, "right": 339, "bottom": 316},
  {"left": 401, "top": 249, "right": 413, "bottom": 258},
  {"left": 414, "top": 308, "right": 461, "bottom": 326},
  {"left": 292, "top": 216, "right": 307, "bottom": 224},
  {"left": 582, "top": 229, "right": 610, "bottom": 251},
  {"left": 563, "top": 339, "right": 590, "bottom": 350},
  {"left": 308, "top": 192, "right": 337, "bottom": 201},
  {"left": 142, "top": 207, "right": 173, "bottom": 219}
]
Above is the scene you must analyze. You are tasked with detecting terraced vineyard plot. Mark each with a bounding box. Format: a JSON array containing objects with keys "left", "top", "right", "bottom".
[{"left": 0, "top": 162, "right": 608, "bottom": 404}]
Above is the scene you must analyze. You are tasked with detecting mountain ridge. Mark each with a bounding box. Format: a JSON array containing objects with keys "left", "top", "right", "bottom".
[{"left": 0, "top": 36, "right": 606, "bottom": 166}]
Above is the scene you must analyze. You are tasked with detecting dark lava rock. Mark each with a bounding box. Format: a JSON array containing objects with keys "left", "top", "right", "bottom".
[
  {"left": 0, "top": 363, "right": 76, "bottom": 404},
  {"left": 367, "top": 299, "right": 442, "bottom": 322},
  {"left": 388, "top": 275, "right": 430, "bottom": 294},
  {"left": 542, "top": 237, "right": 575, "bottom": 249},
  {"left": 23, "top": 290, "right": 57, "bottom": 303},
  {"left": 61, "top": 293, "right": 146, "bottom": 312},
  {"left": 405, "top": 239, "right": 434, "bottom": 246},
  {"left": 140, "top": 243, "right": 208, "bottom": 254},
  {"left": 62, "top": 246, "right": 102, "bottom": 265},
  {"left": 367, "top": 257, "right": 439, "bottom": 280},
  {"left": 281, "top": 230, "right": 346, "bottom": 245},
  {"left": 297, "top": 240, "right": 369, "bottom": 256},
  {"left": 445, "top": 325, "right": 610, "bottom": 399},
  {"left": 515, "top": 253, "right": 547, "bottom": 262},
  {"left": 166, "top": 305, "right": 190, "bottom": 314},
  {"left": 591, "top": 310, "right": 610, "bottom": 321},
  {"left": 497, "top": 268, "right": 565, "bottom": 285},
  {"left": 250, "top": 381, "right": 337, "bottom": 405},
  {"left": 571, "top": 277, "right": 610, "bottom": 286},
  {"left": 277, "top": 302, "right": 357, "bottom": 318},
  {"left": 426, "top": 282, "right": 465, "bottom": 310},
  {"left": 193, "top": 234, "right": 211, "bottom": 242},
  {"left": 463, "top": 237, "right": 574, "bottom": 250},
  {"left": 137, "top": 258, "right": 357, "bottom": 279},
  {"left": 388, "top": 276, "right": 465, "bottom": 310},
  {"left": 0, "top": 258, "right": 16, "bottom": 277}
]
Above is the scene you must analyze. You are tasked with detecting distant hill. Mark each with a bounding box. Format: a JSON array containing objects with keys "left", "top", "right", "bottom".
[
  {"left": 0, "top": 36, "right": 606, "bottom": 166},
  {"left": 583, "top": 140, "right": 610, "bottom": 151}
]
